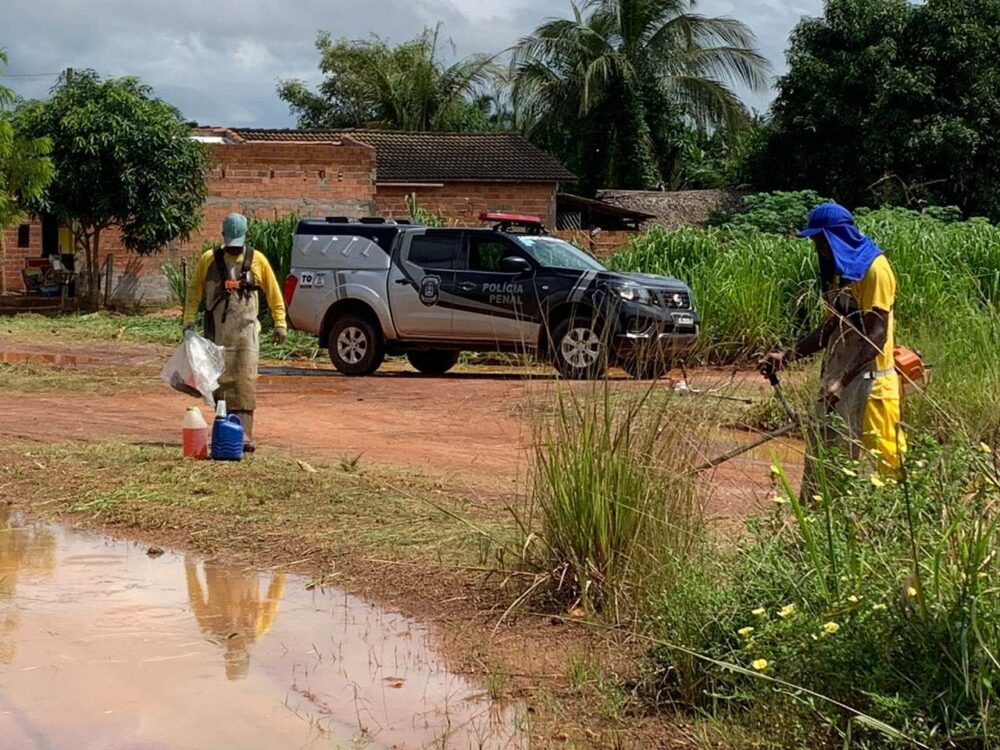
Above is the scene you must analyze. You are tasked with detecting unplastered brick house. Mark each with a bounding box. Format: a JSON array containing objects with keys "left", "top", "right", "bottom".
[{"left": 2, "top": 127, "right": 574, "bottom": 304}]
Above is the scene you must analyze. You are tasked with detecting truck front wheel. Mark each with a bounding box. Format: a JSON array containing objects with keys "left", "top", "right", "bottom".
[
  {"left": 328, "top": 315, "right": 385, "bottom": 376},
  {"left": 551, "top": 317, "right": 608, "bottom": 380}
]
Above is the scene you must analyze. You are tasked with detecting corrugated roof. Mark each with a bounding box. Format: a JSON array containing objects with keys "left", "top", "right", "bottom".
[{"left": 227, "top": 128, "right": 575, "bottom": 183}]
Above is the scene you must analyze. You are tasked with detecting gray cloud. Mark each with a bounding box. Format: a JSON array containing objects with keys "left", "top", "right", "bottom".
[{"left": 1, "top": 0, "right": 822, "bottom": 127}]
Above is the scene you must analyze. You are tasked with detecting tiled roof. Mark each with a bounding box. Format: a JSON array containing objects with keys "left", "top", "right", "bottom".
[{"left": 227, "top": 128, "right": 575, "bottom": 183}]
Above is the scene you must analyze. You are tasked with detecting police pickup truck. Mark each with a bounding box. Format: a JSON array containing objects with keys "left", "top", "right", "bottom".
[{"left": 283, "top": 213, "right": 699, "bottom": 379}]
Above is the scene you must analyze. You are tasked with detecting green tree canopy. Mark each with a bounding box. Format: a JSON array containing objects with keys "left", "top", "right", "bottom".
[
  {"left": 0, "top": 49, "right": 54, "bottom": 294},
  {"left": 753, "top": 0, "right": 1000, "bottom": 220},
  {"left": 278, "top": 26, "right": 500, "bottom": 131},
  {"left": 512, "top": 0, "right": 771, "bottom": 193},
  {"left": 15, "top": 70, "right": 208, "bottom": 304}
]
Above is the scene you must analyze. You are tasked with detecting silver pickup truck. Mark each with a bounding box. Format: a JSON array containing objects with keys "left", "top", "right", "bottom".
[{"left": 283, "top": 213, "right": 699, "bottom": 379}]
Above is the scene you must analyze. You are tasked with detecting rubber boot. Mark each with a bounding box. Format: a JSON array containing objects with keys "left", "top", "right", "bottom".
[{"left": 233, "top": 410, "right": 255, "bottom": 453}]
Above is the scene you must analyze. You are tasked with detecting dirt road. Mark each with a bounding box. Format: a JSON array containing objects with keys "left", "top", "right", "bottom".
[{"left": 0, "top": 341, "right": 797, "bottom": 518}]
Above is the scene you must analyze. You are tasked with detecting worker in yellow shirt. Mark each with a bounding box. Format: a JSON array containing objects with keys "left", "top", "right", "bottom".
[
  {"left": 183, "top": 213, "right": 286, "bottom": 452},
  {"left": 763, "top": 203, "right": 905, "bottom": 475}
]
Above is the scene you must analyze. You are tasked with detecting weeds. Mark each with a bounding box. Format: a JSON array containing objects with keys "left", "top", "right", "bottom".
[
  {"left": 647, "top": 437, "right": 1000, "bottom": 748},
  {"left": 520, "top": 381, "right": 705, "bottom": 619}
]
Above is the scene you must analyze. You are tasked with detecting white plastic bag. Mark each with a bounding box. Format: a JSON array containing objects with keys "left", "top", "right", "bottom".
[{"left": 160, "top": 330, "right": 226, "bottom": 406}]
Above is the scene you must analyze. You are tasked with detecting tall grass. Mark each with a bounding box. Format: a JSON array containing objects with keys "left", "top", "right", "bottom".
[
  {"left": 247, "top": 212, "right": 299, "bottom": 284},
  {"left": 608, "top": 207, "right": 1000, "bottom": 439},
  {"left": 647, "top": 438, "right": 1000, "bottom": 748},
  {"left": 523, "top": 383, "right": 705, "bottom": 618}
]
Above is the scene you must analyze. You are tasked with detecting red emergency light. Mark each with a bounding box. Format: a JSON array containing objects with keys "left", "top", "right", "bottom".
[{"left": 479, "top": 211, "right": 544, "bottom": 225}]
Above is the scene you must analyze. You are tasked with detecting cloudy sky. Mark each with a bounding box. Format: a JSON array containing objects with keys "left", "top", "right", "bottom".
[{"left": 1, "top": 0, "right": 822, "bottom": 127}]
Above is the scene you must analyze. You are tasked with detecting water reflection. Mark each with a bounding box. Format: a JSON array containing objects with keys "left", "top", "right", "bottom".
[
  {"left": 0, "top": 506, "right": 56, "bottom": 664},
  {"left": 184, "top": 557, "right": 285, "bottom": 680}
]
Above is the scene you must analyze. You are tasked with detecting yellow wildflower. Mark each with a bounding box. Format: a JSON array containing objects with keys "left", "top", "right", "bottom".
[
  {"left": 980, "top": 442, "right": 993, "bottom": 454},
  {"left": 752, "top": 608, "right": 767, "bottom": 618},
  {"left": 771, "top": 495, "right": 787, "bottom": 505},
  {"left": 822, "top": 622, "right": 840, "bottom": 635},
  {"left": 907, "top": 586, "right": 918, "bottom": 598},
  {"left": 848, "top": 595, "right": 861, "bottom": 604},
  {"left": 812, "top": 494, "right": 824, "bottom": 503},
  {"left": 870, "top": 475, "right": 885, "bottom": 488},
  {"left": 777, "top": 604, "right": 796, "bottom": 619},
  {"left": 751, "top": 659, "right": 769, "bottom": 671},
  {"left": 738, "top": 626, "right": 754, "bottom": 637},
  {"left": 872, "top": 603, "right": 888, "bottom": 612}
]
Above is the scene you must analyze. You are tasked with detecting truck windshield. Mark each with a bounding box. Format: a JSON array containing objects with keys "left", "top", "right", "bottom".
[{"left": 518, "top": 236, "right": 606, "bottom": 271}]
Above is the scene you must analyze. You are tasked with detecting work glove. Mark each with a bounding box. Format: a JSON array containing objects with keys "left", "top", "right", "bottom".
[{"left": 273, "top": 327, "right": 287, "bottom": 344}]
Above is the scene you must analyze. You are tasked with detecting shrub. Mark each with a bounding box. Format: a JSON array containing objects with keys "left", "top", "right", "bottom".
[
  {"left": 708, "top": 190, "right": 831, "bottom": 235},
  {"left": 247, "top": 212, "right": 299, "bottom": 284},
  {"left": 523, "top": 384, "right": 705, "bottom": 617},
  {"left": 647, "top": 437, "right": 1000, "bottom": 747}
]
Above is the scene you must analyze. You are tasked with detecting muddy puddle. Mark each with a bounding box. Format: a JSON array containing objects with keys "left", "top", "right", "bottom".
[{"left": 0, "top": 510, "right": 523, "bottom": 749}]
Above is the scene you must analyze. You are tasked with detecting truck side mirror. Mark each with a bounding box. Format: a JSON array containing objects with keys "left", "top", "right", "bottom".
[{"left": 499, "top": 256, "right": 533, "bottom": 275}]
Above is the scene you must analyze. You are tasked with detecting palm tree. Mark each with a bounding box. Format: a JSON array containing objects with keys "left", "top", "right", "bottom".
[
  {"left": 279, "top": 26, "right": 499, "bottom": 132},
  {"left": 512, "top": 0, "right": 771, "bottom": 192}
]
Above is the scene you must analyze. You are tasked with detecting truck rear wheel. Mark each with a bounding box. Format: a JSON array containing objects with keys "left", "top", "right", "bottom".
[
  {"left": 406, "top": 350, "right": 461, "bottom": 375},
  {"left": 328, "top": 315, "right": 385, "bottom": 376}
]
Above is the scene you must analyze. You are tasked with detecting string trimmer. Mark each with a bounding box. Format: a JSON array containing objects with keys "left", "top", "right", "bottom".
[{"left": 691, "top": 360, "right": 801, "bottom": 474}]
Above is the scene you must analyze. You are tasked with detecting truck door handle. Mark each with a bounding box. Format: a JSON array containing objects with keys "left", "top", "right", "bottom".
[
  {"left": 395, "top": 278, "right": 412, "bottom": 286},
  {"left": 458, "top": 282, "right": 477, "bottom": 292}
]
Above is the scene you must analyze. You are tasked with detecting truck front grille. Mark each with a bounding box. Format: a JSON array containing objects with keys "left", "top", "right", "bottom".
[{"left": 654, "top": 290, "right": 691, "bottom": 310}]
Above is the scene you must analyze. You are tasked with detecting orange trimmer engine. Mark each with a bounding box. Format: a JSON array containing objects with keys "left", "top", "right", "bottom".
[{"left": 894, "top": 346, "right": 926, "bottom": 395}]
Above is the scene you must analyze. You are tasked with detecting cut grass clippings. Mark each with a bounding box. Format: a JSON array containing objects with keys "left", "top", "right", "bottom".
[{"left": 0, "top": 440, "right": 513, "bottom": 568}]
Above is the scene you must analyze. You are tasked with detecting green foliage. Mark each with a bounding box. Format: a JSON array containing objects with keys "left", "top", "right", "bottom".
[
  {"left": 648, "top": 438, "right": 1000, "bottom": 747},
  {"left": 247, "top": 212, "right": 298, "bottom": 284},
  {"left": 524, "top": 384, "right": 704, "bottom": 616},
  {"left": 708, "top": 190, "right": 832, "bottom": 235},
  {"left": 755, "top": 0, "right": 1000, "bottom": 221},
  {"left": 404, "top": 194, "right": 450, "bottom": 228},
  {"left": 512, "top": 0, "right": 770, "bottom": 193},
  {"left": 0, "top": 50, "right": 54, "bottom": 293},
  {"left": 14, "top": 70, "right": 208, "bottom": 305},
  {"left": 160, "top": 257, "right": 192, "bottom": 307},
  {"left": 608, "top": 208, "right": 1000, "bottom": 439},
  {"left": 278, "top": 26, "right": 499, "bottom": 131}
]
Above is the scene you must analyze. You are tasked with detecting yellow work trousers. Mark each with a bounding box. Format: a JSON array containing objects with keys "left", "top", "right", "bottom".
[{"left": 862, "top": 398, "right": 906, "bottom": 474}]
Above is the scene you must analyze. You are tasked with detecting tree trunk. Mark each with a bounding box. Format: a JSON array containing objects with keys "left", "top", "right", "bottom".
[{"left": 0, "top": 228, "right": 7, "bottom": 296}]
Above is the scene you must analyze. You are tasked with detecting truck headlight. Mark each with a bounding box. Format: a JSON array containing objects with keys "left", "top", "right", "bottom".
[{"left": 611, "top": 283, "right": 652, "bottom": 305}]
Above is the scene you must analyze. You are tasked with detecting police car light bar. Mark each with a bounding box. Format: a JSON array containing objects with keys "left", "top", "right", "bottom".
[
  {"left": 479, "top": 211, "right": 543, "bottom": 225},
  {"left": 479, "top": 211, "right": 547, "bottom": 235}
]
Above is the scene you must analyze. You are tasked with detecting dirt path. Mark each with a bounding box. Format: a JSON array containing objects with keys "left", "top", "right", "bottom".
[{"left": 0, "top": 340, "right": 800, "bottom": 519}]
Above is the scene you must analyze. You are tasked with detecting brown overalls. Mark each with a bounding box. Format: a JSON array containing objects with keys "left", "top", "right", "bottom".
[{"left": 203, "top": 248, "right": 260, "bottom": 436}]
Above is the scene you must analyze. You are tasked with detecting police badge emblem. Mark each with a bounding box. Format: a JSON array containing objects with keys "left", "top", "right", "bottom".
[{"left": 419, "top": 275, "right": 441, "bottom": 307}]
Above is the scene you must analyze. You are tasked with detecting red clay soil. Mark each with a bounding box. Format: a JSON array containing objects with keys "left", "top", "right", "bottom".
[{"left": 0, "top": 342, "right": 801, "bottom": 520}]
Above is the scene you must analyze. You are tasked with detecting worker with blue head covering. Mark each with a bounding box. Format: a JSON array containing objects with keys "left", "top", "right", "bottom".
[{"left": 763, "top": 202, "right": 905, "bottom": 475}]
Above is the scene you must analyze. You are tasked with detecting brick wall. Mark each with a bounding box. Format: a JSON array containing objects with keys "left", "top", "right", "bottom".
[
  {"left": 376, "top": 182, "right": 558, "bottom": 228},
  {"left": 2, "top": 141, "right": 377, "bottom": 304}
]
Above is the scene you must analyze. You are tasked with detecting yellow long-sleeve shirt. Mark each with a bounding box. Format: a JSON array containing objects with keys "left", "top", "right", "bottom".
[{"left": 183, "top": 248, "right": 287, "bottom": 330}]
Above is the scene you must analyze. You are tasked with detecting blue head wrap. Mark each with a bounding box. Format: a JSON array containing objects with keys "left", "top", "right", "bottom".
[{"left": 797, "top": 203, "right": 882, "bottom": 282}]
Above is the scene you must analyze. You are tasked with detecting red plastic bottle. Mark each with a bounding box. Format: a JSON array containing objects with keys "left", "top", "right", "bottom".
[{"left": 182, "top": 407, "right": 209, "bottom": 460}]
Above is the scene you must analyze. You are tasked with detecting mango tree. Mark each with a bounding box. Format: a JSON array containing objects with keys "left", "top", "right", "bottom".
[{"left": 15, "top": 70, "right": 208, "bottom": 307}]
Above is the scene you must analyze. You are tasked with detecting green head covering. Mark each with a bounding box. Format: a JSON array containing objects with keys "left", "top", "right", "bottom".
[{"left": 222, "top": 213, "right": 248, "bottom": 247}]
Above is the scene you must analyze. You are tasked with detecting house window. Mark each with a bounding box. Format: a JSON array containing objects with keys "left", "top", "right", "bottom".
[{"left": 17, "top": 224, "right": 30, "bottom": 248}]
